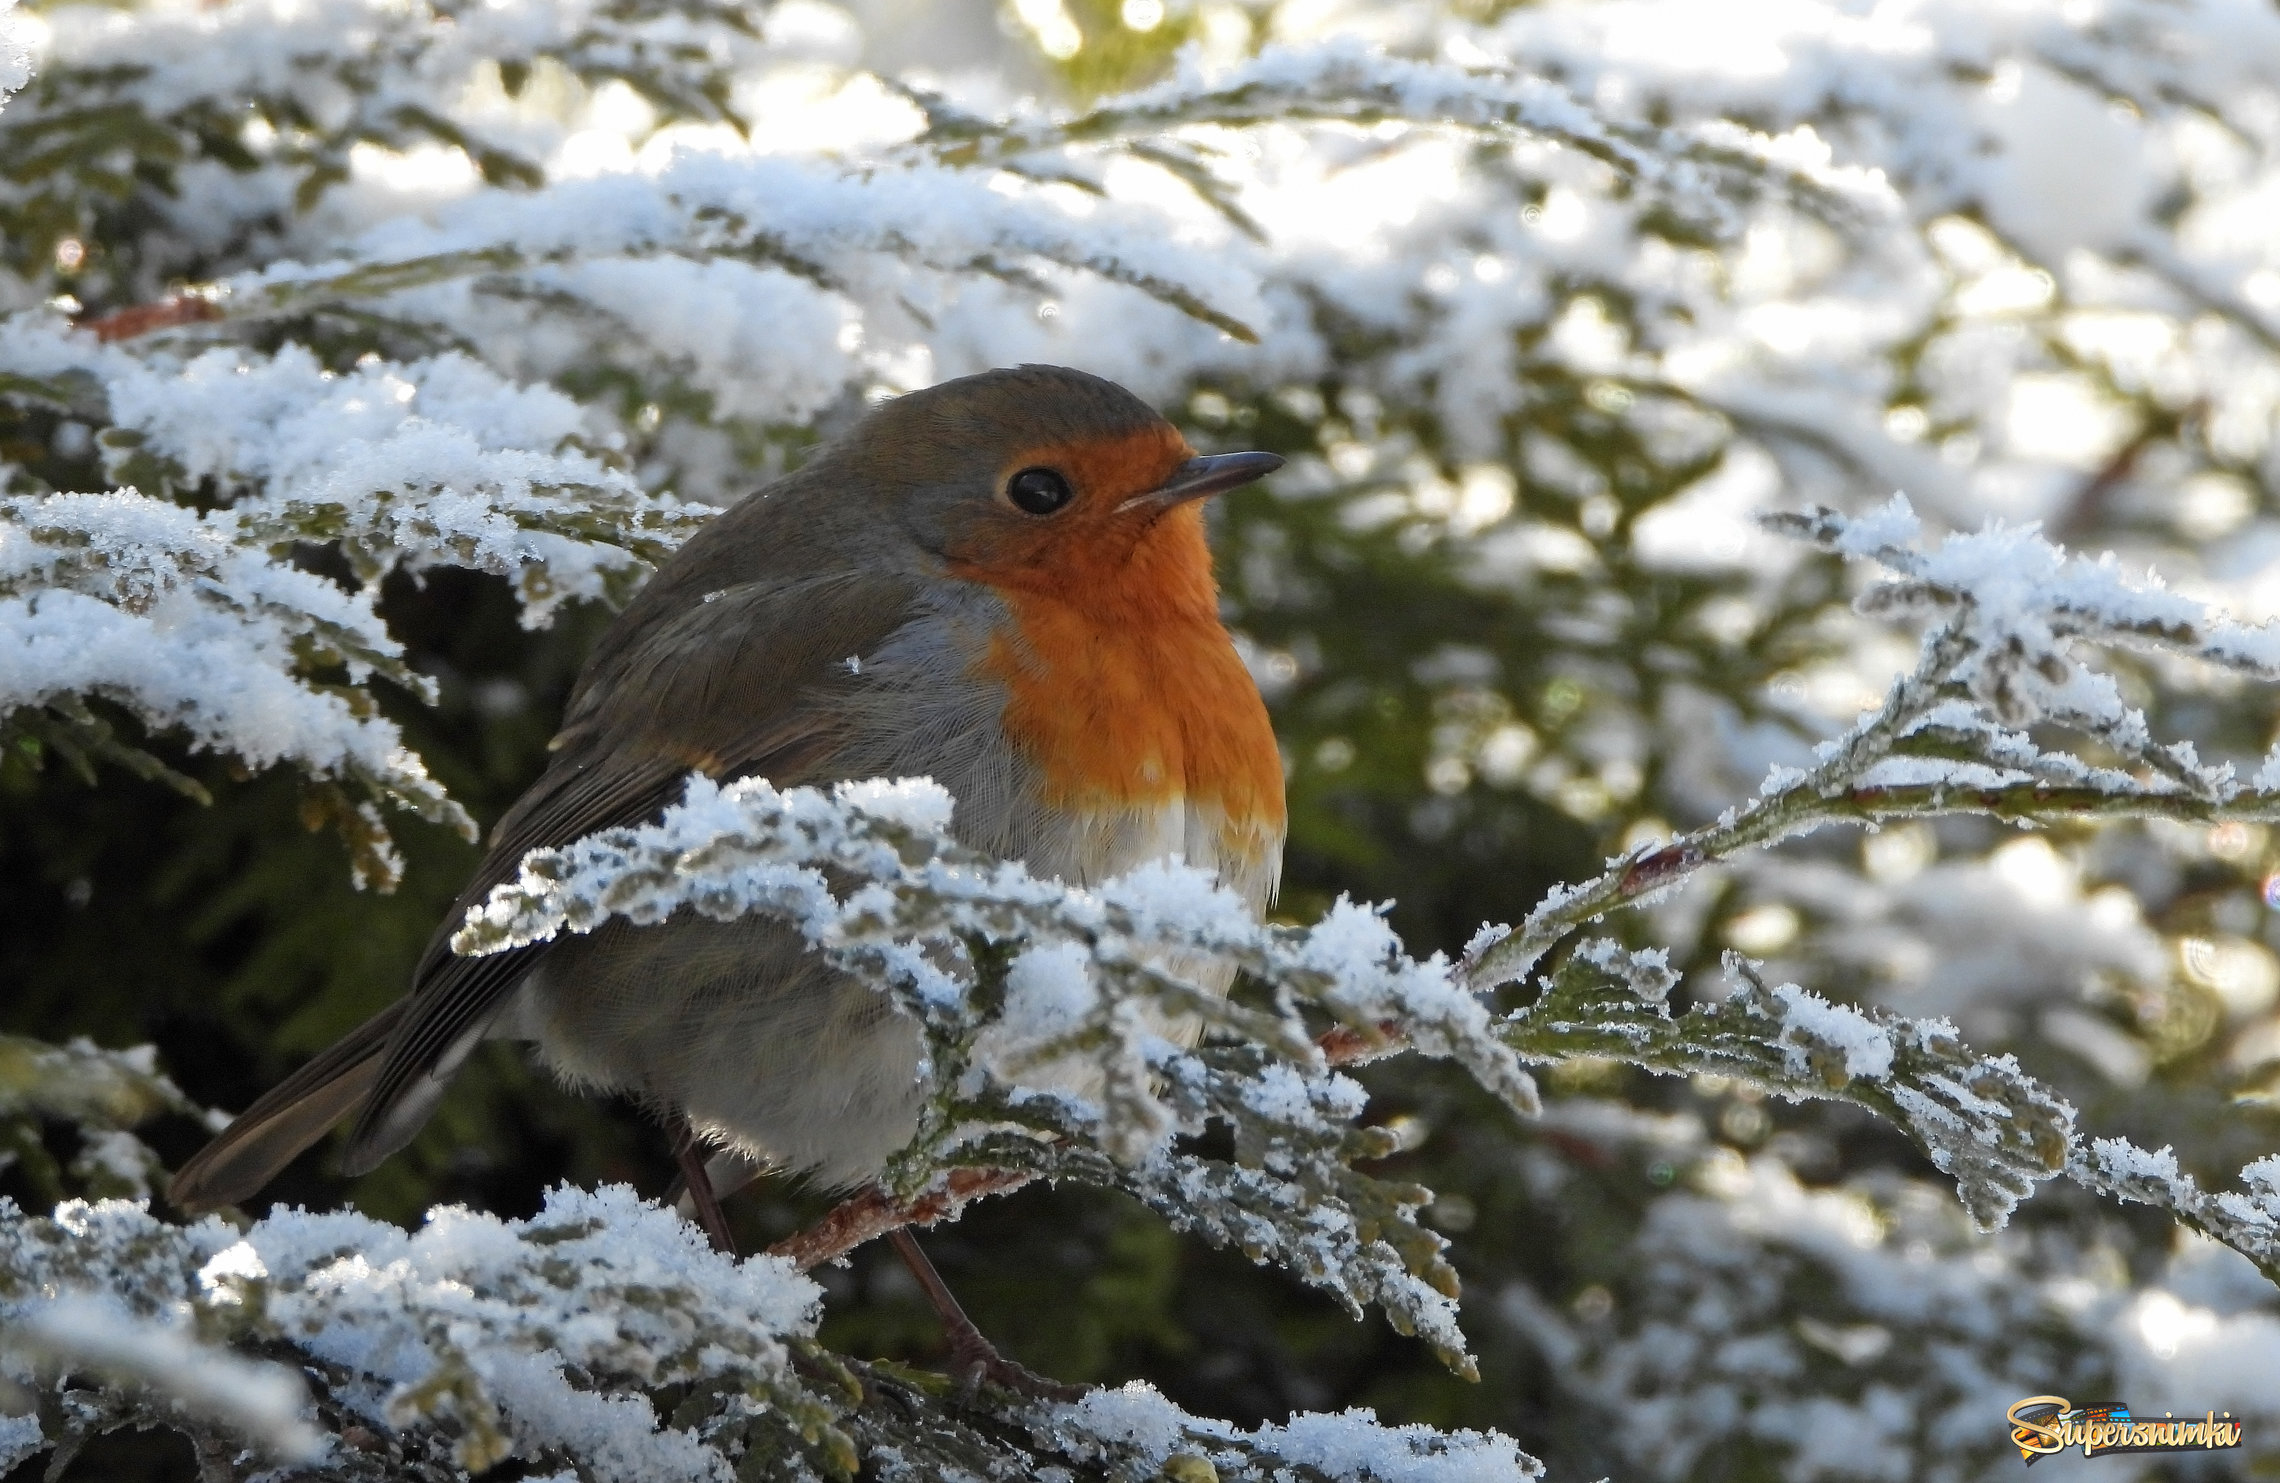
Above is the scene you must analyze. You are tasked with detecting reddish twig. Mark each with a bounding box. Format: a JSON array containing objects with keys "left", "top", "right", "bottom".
[
  {"left": 769, "top": 1011, "right": 1481, "bottom": 1270},
  {"left": 1315, "top": 1018, "right": 1406, "bottom": 1065},
  {"left": 1538, "top": 1128, "right": 1614, "bottom": 1168},
  {"left": 1616, "top": 841, "right": 1705, "bottom": 895},
  {"left": 767, "top": 1167, "right": 1035, "bottom": 1271},
  {"left": 2048, "top": 399, "right": 2206, "bottom": 546},
  {"left": 769, "top": 1021, "right": 1408, "bottom": 1269},
  {"left": 80, "top": 295, "right": 223, "bottom": 343}
]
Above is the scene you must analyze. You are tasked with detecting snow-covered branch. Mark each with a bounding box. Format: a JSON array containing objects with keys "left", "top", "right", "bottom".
[
  {"left": 0, "top": 1189, "right": 837, "bottom": 1480},
  {"left": 1468, "top": 496, "right": 2280, "bottom": 990},
  {"left": 0, "top": 321, "right": 707, "bottom": 621},
  {"left": 455, "top": 774, "right": 1535, "bottom": 1374},
  {"left": 2073, "top": 1138, "right": 2280, "bottom": 1287},
  {"left": 1503, "top": 944, "right": 2074, "bottom": 1228},
  {"left": 1, "top": 1294, "right": 324, "bottom": 1469},
  {"left": 0, "top": 317, "right": 712, "bottom": 880},
  {"left": 0, "top": 487, "right": 476, "bottom": 886},
  {"left": 0, "top": 1036, "right": 216, "bottom": 1204},
  {"left": 0, "top": 1186, "right": 1545, "bottom": 1480},
  {"left": 900, "top": 41, "right": 1897, "bottom": 234},
  {"left": 436, "top": 495, "right": 2280, "bottom": 1370}
]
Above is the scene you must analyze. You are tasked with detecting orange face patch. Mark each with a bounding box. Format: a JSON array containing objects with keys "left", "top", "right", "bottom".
[
  {"left": 944, "top": 424, "right": 1196, "bottom": 596},
  {"left": 950, "top": 424, "right": 1285, "bottom": 848},
  {"left": 1004, "top": 424, "right": 1193, "bottom": 510},
  {"left": 980, "top": 577, "right": 1285, "bottom": 844}
]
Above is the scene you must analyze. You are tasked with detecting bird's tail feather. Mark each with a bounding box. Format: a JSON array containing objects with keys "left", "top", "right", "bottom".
[{"left": 167, "top": 999, "right": 405, "bottom": 1212}]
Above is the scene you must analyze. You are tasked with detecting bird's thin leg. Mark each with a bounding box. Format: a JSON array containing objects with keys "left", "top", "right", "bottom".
[
  {"left": 670, "top": 1116, "right": 737, "bottom": 1256},
  {"left": 887, "top": 1227, "right": 1077, "bottom": 1401}
]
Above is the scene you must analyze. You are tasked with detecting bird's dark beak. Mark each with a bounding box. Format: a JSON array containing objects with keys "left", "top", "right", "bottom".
[{"left": 1121, "top": 451, "right": 1283, "bottom": 514}]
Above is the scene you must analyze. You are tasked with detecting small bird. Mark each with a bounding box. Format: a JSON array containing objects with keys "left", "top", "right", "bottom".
[{"left": 170, "top": 364, "right": 1287, "bottom": 1391}]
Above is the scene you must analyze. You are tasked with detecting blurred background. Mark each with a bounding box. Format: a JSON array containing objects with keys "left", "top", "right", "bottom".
[{"left": 6, "top": 0, "right": 2280, "bottom": 1476}]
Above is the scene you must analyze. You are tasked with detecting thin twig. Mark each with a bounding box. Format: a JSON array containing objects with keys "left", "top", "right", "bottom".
[
  {"left": 767, "top": 1168, "right": 1034, "bottom": 1271},
  {"left": 80, "top": 295, "right": 223, "bottom": 342},
  {"left": 772, "top": 1016, "right": 1419, "bottom": 1264},
  {"left": 1464, "top": 626, "right": 1972, "bottom": 989}
]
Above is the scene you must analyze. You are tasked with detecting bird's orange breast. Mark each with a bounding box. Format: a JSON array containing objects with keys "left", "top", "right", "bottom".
[{"left": 972, "top": 504, "right": 1284, "bottom": 861}]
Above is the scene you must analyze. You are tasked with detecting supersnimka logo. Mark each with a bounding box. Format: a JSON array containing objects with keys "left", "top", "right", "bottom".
[{"left": 2007, "top": 1397, "right": 2243, "bottom": 1462}]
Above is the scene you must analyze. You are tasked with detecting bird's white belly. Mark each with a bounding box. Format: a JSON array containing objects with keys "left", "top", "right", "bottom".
[{"left": 970, "top": 794, "right": 1279, "bottom": 1108}]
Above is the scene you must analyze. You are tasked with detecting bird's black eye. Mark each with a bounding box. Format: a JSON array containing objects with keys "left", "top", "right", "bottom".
[{"left": 1005, "top": 466, "right": 1075, "bottom": 516}]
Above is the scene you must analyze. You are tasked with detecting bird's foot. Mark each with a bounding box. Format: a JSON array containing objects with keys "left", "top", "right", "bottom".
[
  {"left": 943, "top": 1325, "right": 1083, "bottom": 1404},
  {"left": 886, "top": 1226, "right": 1079, "bottom": 1402}
]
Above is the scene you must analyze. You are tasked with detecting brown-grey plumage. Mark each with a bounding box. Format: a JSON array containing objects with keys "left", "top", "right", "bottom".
[{"left": 170, "top": 365, "right": 1283, "bottom": 1213}]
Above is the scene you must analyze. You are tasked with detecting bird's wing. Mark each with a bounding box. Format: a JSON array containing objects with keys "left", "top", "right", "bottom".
[
  {"left": 172, "top": 565, "right": 925, "bottom": 1207},
  {"left": 347, "top": 564, "right": 928, "bottom": 1170}
]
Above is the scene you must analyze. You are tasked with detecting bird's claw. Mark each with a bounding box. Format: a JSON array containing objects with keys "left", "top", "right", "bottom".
[{"left": 946, "top": 1333, "right": 1082, "bottom": 1403}]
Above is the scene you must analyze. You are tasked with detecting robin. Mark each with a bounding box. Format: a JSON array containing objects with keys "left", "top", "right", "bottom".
[{"left": 170, "top": 364, "right": 1287, "bottom": 1393}]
